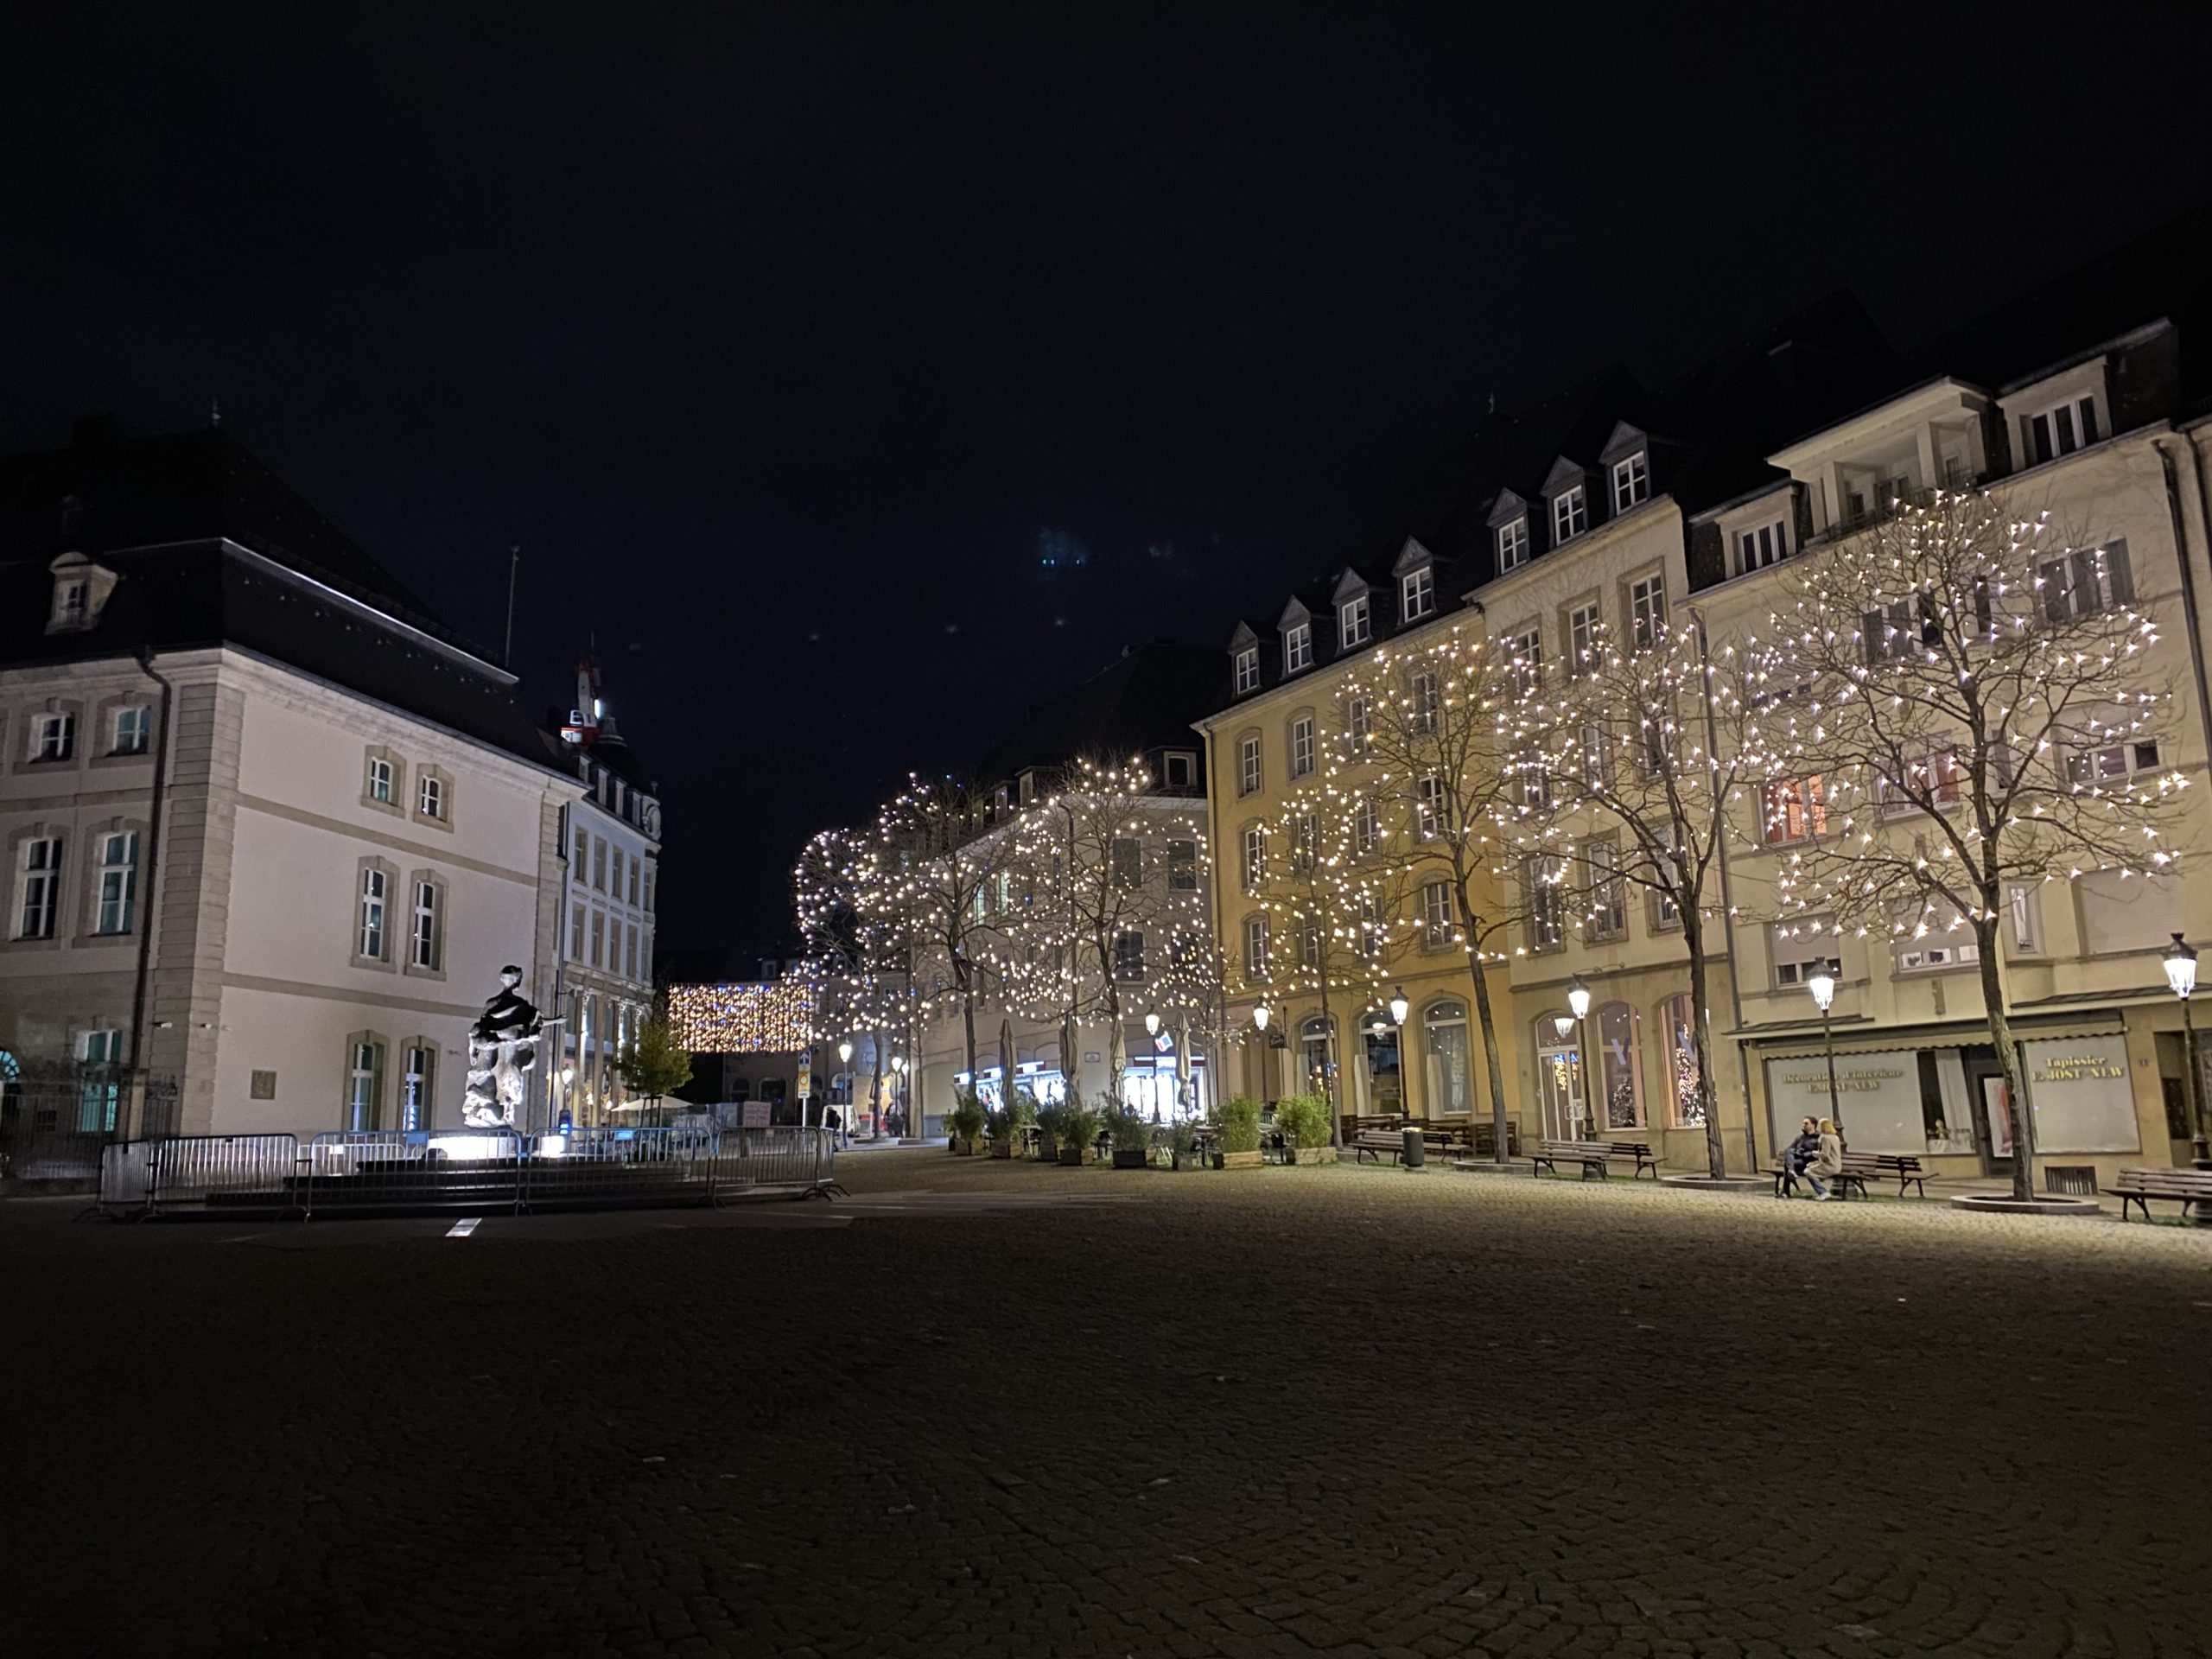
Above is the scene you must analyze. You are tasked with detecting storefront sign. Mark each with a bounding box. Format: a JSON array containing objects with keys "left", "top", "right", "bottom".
[
  {"left": 2021, "top": 1035, "right": 2139, "bottom": 1153},
  {"left": 1764, "top": 1050, "right": 1927, "bottom": 1154}
]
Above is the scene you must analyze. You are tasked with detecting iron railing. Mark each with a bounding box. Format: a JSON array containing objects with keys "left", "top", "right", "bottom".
[{"left": 94, "top": 1126, "right": 839, "bottom": 1219}]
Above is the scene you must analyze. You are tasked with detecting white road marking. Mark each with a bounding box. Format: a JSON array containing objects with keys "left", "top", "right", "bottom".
[
  {"left": 447, "top": 1217, "right": 481, "bottom": 1237},
  {"left": 220, "top": 1233, "right": 260, "bottom": 1243}
]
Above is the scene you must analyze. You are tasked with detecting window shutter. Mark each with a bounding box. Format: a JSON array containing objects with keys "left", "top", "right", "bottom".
[
  {"left": 2105, "top": 539, "right": 2133, "bottom": 605},
  {"left": 2079, "top": 399, "right": 2099, "bottom": 445}
]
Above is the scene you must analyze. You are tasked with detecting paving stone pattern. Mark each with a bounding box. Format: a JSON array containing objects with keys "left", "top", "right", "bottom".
[{"left": 8, "top": 1155, "right": 2212, "bottom": 1656}]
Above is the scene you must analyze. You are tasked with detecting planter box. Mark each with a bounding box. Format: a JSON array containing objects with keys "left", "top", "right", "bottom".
[
  {"left": 988, "top": 1141, "right": 1014, "bottom": 1160},
  {"left": 1110, "top": 1147, "right": 1148, "bottom": 1169},
  {"left": 1034, "top": 1140, "right": 1059, "bottom": 1162},
  {"left": 950, "top": 1137, "right": 982, "bottom": 1156},
  {"left": 1058, "top": 1147, "right": 1086, "bottom": 1166},
  {"left": 1171, "top": 1150, "right": 1208, "bottom": 1170},
  {"left": 1291, "top": 1144, "right": 1336, "bottom": 1166},
  {"left": 1217, "top": 1148, "right": 1265, "bottom": 1170}
]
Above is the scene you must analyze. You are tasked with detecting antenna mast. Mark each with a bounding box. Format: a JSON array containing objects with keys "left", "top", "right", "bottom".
[{"left": 504, "top": 545, "right": 520, "bottom": 667}]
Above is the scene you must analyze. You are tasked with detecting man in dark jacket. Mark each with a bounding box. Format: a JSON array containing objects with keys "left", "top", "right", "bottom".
[{"left": 1780, "top": 1116, "right": 1821, "bottom": 1196}]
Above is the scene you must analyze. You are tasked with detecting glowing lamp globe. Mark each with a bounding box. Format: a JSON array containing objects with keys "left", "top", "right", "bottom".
[
  {"left": 837, "top": 1039, "right": 854, "bottom": 1065},
  {"left": 1389, "top": 988, "right": 1409, "bottom": 1027},
  {"left": 1252, "top": 1003, "right": 1271, "bottom": 1033},
  {"left": 1144, "top": 1011, "right": 1160, "bottom": 1037},
  {"left": 1805, "top": 969, "right": 1838, "bottom": 1014},
  {"left": 1566, "top": 976, "right": 1592, "bottom": 1021},
  {"left": 2165, "top": 932, "right": 2198, "bottom": 1000}
]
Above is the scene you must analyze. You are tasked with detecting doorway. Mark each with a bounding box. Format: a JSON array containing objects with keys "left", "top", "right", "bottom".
[
  {"left": 1957, "top": 1043, "right": 2012, "bottom": 1178},
  {"left": 1537, "top": 1044, "right": 1586, "bottom": 1141}
]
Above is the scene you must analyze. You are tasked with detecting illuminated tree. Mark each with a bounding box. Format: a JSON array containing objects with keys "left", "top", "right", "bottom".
[
  {"left": 1754, "top": 489, "right": 2185, "bottom": 1202},
  {"left": 1333, "top": 625, "right": 1523, "bottom": 1161},
  {"left": 615, "top": 1007, "right": 696, "bottom": 1105},
  {"left": 1511, "top": 605, "right": 1767, "bottom": 1177},
  {"left": 795, "top": 825, "right": 911, "bottom": 1129},
  {"left": 1246, "top": 766, "right": 1418, "bottom": 1146}
]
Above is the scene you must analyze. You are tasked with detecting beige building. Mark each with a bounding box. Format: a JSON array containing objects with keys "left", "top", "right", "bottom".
[
  {"left": 1, "top": 424, "right": 576, "bottom": 1145},
  {"left": 1199, "top": 251, "right": 2212, "bottom": 1189}
]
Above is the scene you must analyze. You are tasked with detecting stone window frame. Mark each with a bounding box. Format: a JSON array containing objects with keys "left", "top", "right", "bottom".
[
  {"left": 1558, "top": 588, "right": 1603, "bottom": 674},
  {"left": 403, "top": 868, "right": 450, "bottom": 980},
  {"left": 1239, "top": 821, "right": 1266, "bottom": 894},
  {"left": 77, "top": 817, "right": 147, "bottom": 947},
  {"left": 362, "top": 744, "right": 406, "bottom": 816},
  {"left": 352, "top": 855, "right": 403, "bottom": 971},
  {"left": 1523, "top": 855, "right": 1567, "bottom": 956},
  {"left": 6, "top": 821, "right": 67, "bottom": 950},
  {"left": 1620, "top": 563, "right": 1669, "bottom": 652},
  {"left": 1236, "top": 730, "right": 1262, "bottom": 798},
  {"left": 1584, "top": 833, "right": 1629, "bottom": 943},
  {"left": 1287, "top": 709, "right": 1317, "bottom": 779},
  {"left": 569, "top": 899, "right": 588, "bottom": 962},
  {"left": 397, "top": 1036, "right": 438, "bottom": 1131},
  {"left": 1242, "top": 912, "right": 1271, "bottom": 984},
  {"left": 89, "top": 692, "right": 156, "bottom": 772},
  {"left": 414, "top": 763, "right": 455, "bottom": 832},
  {"left": 1420, "top": 877, "right": 1455, "bottom": 952},
  {"left": 342, "top": 1029, "right": 390, "bottom": 1130},
  {"left": 16, "top": 696, "right": 85, "bottom": 773}
]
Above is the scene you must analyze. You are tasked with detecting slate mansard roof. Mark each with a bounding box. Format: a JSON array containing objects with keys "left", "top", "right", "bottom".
[
  {"left": 972, "top": 641, "right": 1224, "bottom": 791},
  {"left": 0, "top": 422, "right": 558, "bottom": 772}
]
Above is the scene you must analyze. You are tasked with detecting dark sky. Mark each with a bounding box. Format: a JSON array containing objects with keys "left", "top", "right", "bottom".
[{"left": 3, "top": 5, "right": 2197, "bottom": 957}]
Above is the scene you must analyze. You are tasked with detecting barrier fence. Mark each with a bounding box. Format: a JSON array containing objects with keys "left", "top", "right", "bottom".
[{"left": 95, "top": 1126, "right": 838, "bottom": 1219}]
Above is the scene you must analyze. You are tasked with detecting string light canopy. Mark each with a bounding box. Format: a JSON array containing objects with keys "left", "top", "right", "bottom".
[{"left": 665, "top": 982, "right": 816, "bottom": 1053}]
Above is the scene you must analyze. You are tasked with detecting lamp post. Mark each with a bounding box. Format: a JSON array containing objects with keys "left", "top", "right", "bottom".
[
  {"left": 1566, "top": 975, "right": 1592, "bottom": 1139},
  {"left": 889, "top": 1054, "right": 906, "bottom": 1138},
  {"left": 1251, "top": 1001, "right": 1272, "bottom": 1109},
  {"left": 1806, "top": 967, "right": 1843, "bottom": 1141},
  {"left": 1388, "top": 987, "right": 1413, "bottom": 1122},
  {"left": 2164, "top": 933, "right": 2209, "bottom": 1169}
]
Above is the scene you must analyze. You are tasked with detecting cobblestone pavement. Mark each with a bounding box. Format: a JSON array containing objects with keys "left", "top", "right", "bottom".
[{"left": 8, "top": 1155, "right": 2212, "bottom": 1656}]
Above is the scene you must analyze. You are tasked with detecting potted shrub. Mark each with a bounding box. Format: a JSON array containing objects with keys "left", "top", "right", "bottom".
[
  {"left": 946, "top": 1092, "right": 986, "bottom": 1156},
  {"left": 1108, "top": 1107, "right": 1151, "bottom": 1169},
  {"left": 1214, "top": 1096, "right": 1264, "bottom": 1169},
  {"left": 1276, "top": 1094, "right": 1335, "bottom": 1165},
  {"left": 985, "top": 1104, "right": 1017, "bottom": 1159},
  {"left": 1007, "top": 1085, "right": 1039, "bottom": 1151},
  {"left": 1167, "top": 1120, "right": 1203, "bottom": 1170},
  {"left": 1057, "top": 1104, "right": 1099, "bottom": 1166},
  {"left": 1033, "top": 1103, "right": 1063, "bottom": 1162}
]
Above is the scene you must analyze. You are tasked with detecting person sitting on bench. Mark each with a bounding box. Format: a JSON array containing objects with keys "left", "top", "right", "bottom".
[
  {"left": 1780, "top": 1116, "right": 1821, "bottom": 1197},
  {"left": 1796, "top": 1116, "right": 1844, "bottom": 1201}
]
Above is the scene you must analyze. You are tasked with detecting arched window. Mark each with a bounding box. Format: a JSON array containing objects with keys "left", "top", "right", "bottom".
[
  {"left": 1423, "top": 1000, "right": 1472, "bottom": 1117},
  {"left": 1662, "top": 994, "right": 1703, "bottom": 1127},
  {"left": 1597, "top": 1001, "right": 1645, "bottom": 1129},
  {"left": 1534, "top": 1012, "right": 1585, "bottom": 1141},
  {"left": 1300, "top": 1015, "right": 1336, "bottom": 1099}
]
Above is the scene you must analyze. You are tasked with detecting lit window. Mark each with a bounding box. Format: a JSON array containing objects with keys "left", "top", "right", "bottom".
[
  {"left": 1234, "top": 647, "right": 1260, "bottom": 695},
  {"left": 111, "top": 707, "right": 150, "bottom": 755},
  {"left": 1762, "top": 777, "right": 1827, "bottom": 845},
  {"left": 1401, "top": 566, "right": 1434, "bottom": 621},
  {"left": 1611, "top": 452, "right": 1649, "bottom": 512},
  {"left": 1879, "top": 750, "right": 1961, "bottom": 815},
  {"left": 17, "top": 836, "right": 61, "bottom": 940},
  {"left": 1738, "top": 521, "right": 1789, "bottom": 574},
  {"left": 1498, "top": 517, "right": 1529, "bottom": 570},
  {"left": 1630, "top": 575, "right": 1665, "bottom": 649},
  {"left": 359, "top": 867, "right": 388, "bottom": 959},
  {"left": 410, "top": 880, "right": 441, "bottom": 970},
  {"left": 1283, "top": 624, "right": 1313, "bottom": 673},
  {"left": 1339, "top": 595, "right": 1371, "bottom": 650},
  {"left": 1290, "top": 716, "right": 1314, "bottom": 779},
  {"left": 1553, "top": 486, "right": 1587, "bottom": 543},
  {"left": 1238, "top": 735, "right": 1262, "bottom": 796},
  {"left": 96, "top": 832, "right": 138, "bottom": 935},
  {"left": 2025, "top": 394, "right": 2098, "bottom": 465}
]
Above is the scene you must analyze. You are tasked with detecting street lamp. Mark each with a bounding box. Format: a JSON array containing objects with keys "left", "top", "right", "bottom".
[
  {"left": 1806, "top": 966, "right": 1844, "bottom": 1141},
  {"left": 1144, "top": 1010, "right": 1160, "bottom": 1038},
  {"left": 1566, "top": 975, "right": 1592, "bottom": 1138},
  {"left": 1252, "top": 1001, "right": 1270, "bottom": 1033},
  {"left": 837, "top": 1039, "right": 854, "bottom": 1065},
  {"left": 1386, "top": 988, "right": 1414, "bottom": 1122},
  {"left": 2164, "top": 933, "right": 2209, "bottom": 1168}
]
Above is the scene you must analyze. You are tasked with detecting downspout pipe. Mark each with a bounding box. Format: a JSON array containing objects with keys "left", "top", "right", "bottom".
[{"left": 128, "top": 648, "right": 175, "bottom": 1128}]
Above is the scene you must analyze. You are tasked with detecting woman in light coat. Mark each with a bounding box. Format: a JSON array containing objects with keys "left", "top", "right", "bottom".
[{"left": 1803, "top": 1116, "right": 1845, "bottom": 1200}]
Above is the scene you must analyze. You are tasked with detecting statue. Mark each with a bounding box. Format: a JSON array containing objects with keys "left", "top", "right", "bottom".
[{"left": 462, "top": 965, "right": 544, "bottom": 1128}]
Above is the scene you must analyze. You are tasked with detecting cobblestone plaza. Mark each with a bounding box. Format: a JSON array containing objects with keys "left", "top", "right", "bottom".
[{"left": 9, "top": 1154, "right": 2210, "bottom": 1656}]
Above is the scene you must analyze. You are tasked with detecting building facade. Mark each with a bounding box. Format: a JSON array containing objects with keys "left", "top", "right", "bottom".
[
  {"left": 1, "top": 423, "right": 576, "bottom": 1144},
  {"left": 1199, "top": 213, "right": 2212, "bottom": 1187}
]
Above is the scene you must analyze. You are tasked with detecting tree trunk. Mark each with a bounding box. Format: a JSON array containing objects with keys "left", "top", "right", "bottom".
[
  {"left": 1974, "top": 915, "right": 2037, "bottom": 1203},
  {"left": 1465, "top": 930, "right": 1511, "bottom": 1166},
  {"left": 1318, "top": 977, "right": 1341, "bottom": 1147},
  {"left": 1103, "top": 975, "right": 1123, "bottom": 1109},
  {"left": 959, "top": 975, "right": 978, "bottom": 1084},
  {"left": 1683, "top": 914, "right": 1726, "bottom": 1179}
]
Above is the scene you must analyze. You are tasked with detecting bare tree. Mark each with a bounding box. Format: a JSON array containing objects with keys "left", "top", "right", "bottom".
[
  {"left": 1753, "top": 489, "right": 2184, "bottom": 1202},
  {"left": 1245, "top": 766, "right": 1420, "bottom": 1147},
  {"left": 794, "top": 825, "right": 912, "bottom": 1133},
  {"left": 1510, "top": 605, "right": 1766, "bottom": 1177},
  {"left": 1334, "top": 624, "right": 1524, "bottom": 1162}
]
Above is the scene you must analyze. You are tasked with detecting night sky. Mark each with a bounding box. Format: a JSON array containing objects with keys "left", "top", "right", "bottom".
[{"left": 3, "top": 6, "right": 2197, "bottom": 957}]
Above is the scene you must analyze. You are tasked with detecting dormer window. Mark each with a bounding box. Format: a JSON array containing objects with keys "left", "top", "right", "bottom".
[
  {"left": 1497, "top": 517, "right": 1529, "bottom": 571},
  {"left": 2025, "top": 394, "right": 2098, "bottom": 465},
  {"left": 1233, "top": 646, "right": 1260, "bottom": 695},
  {"left": 1338, "top": 595, "right": 1370, "bottom": 650},
  {"left": 1283, "top": 623, "right": 1313, "bottom": 673},
  {"left": 1400, "top": 565, "right": 1434, "bottom": 622},
  {"left": 1738, "top": 520, "right": 1790, "bottom": 575},
  {"left": 1611, "top": 452, "right": 1649, "bottom": 512},
  {"left": 45, "top": 556, "right": 118, "bottom": 635},
  {"left": 1552, "top": 486, "right": 1588, "bottom": 543},
  {"left": 1162, "top": 750, "right": 1196, "bottom": 790},
  {"left": 59, "top": 581, "right": 87, "bottom": 621}
]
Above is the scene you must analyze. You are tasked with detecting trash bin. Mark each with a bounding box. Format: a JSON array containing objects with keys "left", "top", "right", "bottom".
[{"left": 1402, "top": 1126, "right": 1426, "bottom": 1168}]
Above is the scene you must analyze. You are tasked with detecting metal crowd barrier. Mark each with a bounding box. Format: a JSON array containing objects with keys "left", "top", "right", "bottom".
[{"left": 95, "top": 1126, "right": 838, "bottom": 1218}]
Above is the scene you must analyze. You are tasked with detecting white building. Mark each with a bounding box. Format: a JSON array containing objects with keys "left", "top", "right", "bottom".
[
  {"left": 546, "top": 685, "right": 662, "bottom": 1128},
  {"left": 0, "top": 422, "right": 576, "bottom": 1141}
]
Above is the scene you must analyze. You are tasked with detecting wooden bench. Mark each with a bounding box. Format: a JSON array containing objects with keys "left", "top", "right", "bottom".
[
  {"left": 1530, "top": 1139, "right": 1658, "bottom": 1180},
  {"left": 1352, "top": 1130, "right": 1410, "bottom": 1166},
  {"left": 1414, "top": 1122, "right": 1473, "bottom": 1160},
  {"left": 1770, "top": 1151, "right": 1885, "bottom": 1200},
  {"left": 2112, "top": 1166, "right": 2212, "bottom": 1222}
]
